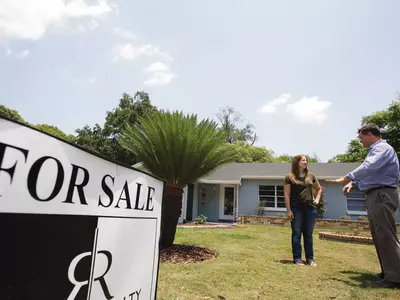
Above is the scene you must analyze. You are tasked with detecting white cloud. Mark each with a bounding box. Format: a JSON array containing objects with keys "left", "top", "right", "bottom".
[
  {"left": 5, "top": 47, "right": 12, "bottom": 56},
  {"left": 112, "top": 43, "right": 173, "bottom": 62},
  {"left": 259, "top": 94, "right": 291, "bottom": 114},
  {"left": 76, "top": 19, "right": 99, "bottom": 33},
  {"left": 143, "top": 62, "right": 176, "bottom": 86},
  {"left": 111, "top": 31, "right": 175, "bottom": 86},
  {"left": 0, "top": 0, "right": 114, "bottom": 40},
  {"left": 144, "top": 62, "right": 169, "bottom": 73},
  {"left": 286, "top": 96, "right": 333, "bottom": 124},
  {"left": 88, "top": 77, "right": 97, "bottom": 84},
  {"left": 4, "top": 47, "right": 30, "bottom": 59},
  {"left": 16, "top": 49, "right": 30, "bottom": 58},
  {"left": 270, "top": 94, "right": 291, "bottom": 106},
  {"left": 87, "top": 19, "right": 100, "bottom": 31},
  {"left": 114, "top": 27, "right": 137, "bottom": 40},
  {"left": 260, "top": 105, "right": 277, "bottom": 114}
]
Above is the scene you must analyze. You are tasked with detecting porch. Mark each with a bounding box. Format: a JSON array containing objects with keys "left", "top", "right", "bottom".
[{"left": 178, "top": 183, "right": 240, "bottom": 224}]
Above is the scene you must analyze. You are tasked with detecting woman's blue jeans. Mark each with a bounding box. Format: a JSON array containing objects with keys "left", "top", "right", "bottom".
[{"left": 290, "top": 206, "right": 317, "bottom": 262}]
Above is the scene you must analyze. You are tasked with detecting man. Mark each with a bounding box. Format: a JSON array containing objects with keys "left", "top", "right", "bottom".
[{"left": 327, "top": 123, "right": 400, "bottom": 288}]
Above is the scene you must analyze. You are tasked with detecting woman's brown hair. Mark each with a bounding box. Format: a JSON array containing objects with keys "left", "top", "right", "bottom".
[{"left": 288, "top": 154, "right": 313, "bottom": 184}]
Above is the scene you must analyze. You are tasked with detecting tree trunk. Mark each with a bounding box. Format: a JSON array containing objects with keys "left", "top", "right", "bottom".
[{"left": 160, "top": 184, "right": 184, "bottom": 248}]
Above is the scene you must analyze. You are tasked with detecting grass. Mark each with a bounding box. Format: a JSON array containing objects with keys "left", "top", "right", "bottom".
[{"left": 157, "top": 225, "right": 400, "bottom": 300}]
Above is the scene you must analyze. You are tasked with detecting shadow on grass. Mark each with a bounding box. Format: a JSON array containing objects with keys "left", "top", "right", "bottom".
[
  {"left": 277, "top": 259, "right": 294, "bottom": 265},
  {"left": 329, "top": 270, "right": 381, "bottom": 289}
]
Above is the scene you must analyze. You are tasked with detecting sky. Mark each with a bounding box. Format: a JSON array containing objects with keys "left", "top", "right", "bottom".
[{"left": 1, "top": 0, "right": 400, "bottom": 162}]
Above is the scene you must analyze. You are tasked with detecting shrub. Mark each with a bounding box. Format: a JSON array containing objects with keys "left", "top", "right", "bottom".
[
  {"left": 357, "top": 216, "right": 367, "bottom": 221},
  {"left": 194, "top": 214, "right": 207, "bottom": 224},
  {"left": 340, "top": 215, "right": 350, "bottom": 220},
  {"left": 276, "top": 212, "right": 285, "bottom": 217},
  {"left": 254, "top": 201, "right": 265, "bottom": 216}
]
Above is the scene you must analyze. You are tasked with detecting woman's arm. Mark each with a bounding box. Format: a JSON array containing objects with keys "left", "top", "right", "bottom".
[
  {"left": 284, "top": 184, "right": 293, "bottom": 220},
  {"left": 312, "top": 178, "right": 323, "bottom": 204}
]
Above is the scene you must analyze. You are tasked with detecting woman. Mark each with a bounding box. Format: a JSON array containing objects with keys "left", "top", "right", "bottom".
[{"left": 284, "top": 155, "right": 322, "bottom": 266}]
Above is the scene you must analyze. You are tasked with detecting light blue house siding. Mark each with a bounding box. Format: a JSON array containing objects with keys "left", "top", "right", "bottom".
[
  {"left": 322, "top": 183, "right": 349, "bottom": 220},
  {"left": 197, "top": 183, "right": 220, "bottom": 222},
  {"left": 192, "top": 179, "right": 400, "bottom": 223},
  {"left": 239, "top": 179, "right": 283, "bottom": 216}
]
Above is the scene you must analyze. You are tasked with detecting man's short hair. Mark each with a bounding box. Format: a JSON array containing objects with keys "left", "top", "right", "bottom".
[{"left": 358, "top": 123, "right": 381, "bottom": 137}]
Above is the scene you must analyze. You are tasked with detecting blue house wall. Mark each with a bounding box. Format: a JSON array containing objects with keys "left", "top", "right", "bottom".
[
  {"left": 238, "top": 179, "right": 400, "bottom": 222},
  {"left": 239, "top": 179, "right": 284, "bottom": 215},
  {"left": 321, "top": 183, "right": 349, "bottom": 219},
  {"left": 194, "top": 179, "right": 400, "bottom": 223},
  {"left": 197, "top": 183, "right": 220, "bottom": 222}
]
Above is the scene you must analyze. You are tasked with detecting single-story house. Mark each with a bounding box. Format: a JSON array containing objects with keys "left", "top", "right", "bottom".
[{"left": 177, "top": 163, "right": 400, "bottom": 223}]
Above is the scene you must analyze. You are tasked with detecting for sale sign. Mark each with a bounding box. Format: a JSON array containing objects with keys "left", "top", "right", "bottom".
[{"left": 0, "top": 117, "right": 164, "bottom": 300}]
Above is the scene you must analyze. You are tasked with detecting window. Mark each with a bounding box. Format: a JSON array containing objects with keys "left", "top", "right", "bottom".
[
  {"left": 259, "top": 185, "right": 285, "bottom": 210},
  {"left": 346, "top": 188, "right": 367, "bottom": 215}
]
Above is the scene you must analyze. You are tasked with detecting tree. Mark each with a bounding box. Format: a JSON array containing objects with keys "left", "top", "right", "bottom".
[
  {"left": 310, "top": 152, "right": 321, "bottom": 163},
  {"left": 275, "top": 154, "right": 292, "bottom": 163},
  {"left": 328, "top": 94, "right": 400, "bottom": 162},
  {"left": 103, "top": 92, "right": 156, "bottom": 138},
  {"left": 328, "top": 139, "right": 368, "bottom": 162},
  {"left": 74, "top": 124, "right": 109, "bottom": 152},
  {"left": 74, "top": 91, "right": 157, "bottom": 165},
  {"left": 229, "top": 141, "right": 275, "bottom": 163},
  {"left": 35, "top": 124, "right": 74, "bottom": 142},
  {"left": 216, "top": 106, "right": 257, "bottom": 145},
  {"left": 362, "top": 96, "right": 400, "bottom": 157},
  {"left": 120, "top": 111, "right": 237, "bottom": 247},
  {"left": 275, "top": 153, "right": 319, "bottom": 163},
  {"left": 0, "top": 105, "right": 26, "bottom": 123},
  {"left": 0, "top": 105, "right": 72, "bottom": 141}
]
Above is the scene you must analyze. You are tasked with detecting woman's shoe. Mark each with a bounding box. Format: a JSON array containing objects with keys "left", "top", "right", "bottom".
[
  {"left": 294, "top": 259, "right": 304, "bottom": 265},
  {"left": 306, "top": 259, "right": 317, "bottom": 266}
]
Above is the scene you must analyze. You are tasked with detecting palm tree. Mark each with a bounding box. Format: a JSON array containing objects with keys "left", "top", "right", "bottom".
[{"left": 120, "top": 111, "right": 237, "bottom": 247}]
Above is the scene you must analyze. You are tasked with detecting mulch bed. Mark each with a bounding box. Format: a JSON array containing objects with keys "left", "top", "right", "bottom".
[{"left": 160, "top": 244, "right": 217, "bottom": 264}]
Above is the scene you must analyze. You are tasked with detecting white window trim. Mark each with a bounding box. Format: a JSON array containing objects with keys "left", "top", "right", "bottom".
[
  {"left": 346, "top": 190, "right": 367, "bottom": 215},
  {"left": 347, "top": 211, "right": 368, "bottom": 216},
  {"left": 259, "top": 185, "right": 285, "bottom": 211},
  {"left": 263, "top": 207, "right": 286, "bottom": 212}
]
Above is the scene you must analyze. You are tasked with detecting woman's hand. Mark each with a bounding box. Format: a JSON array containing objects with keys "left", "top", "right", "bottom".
[
  {"left": 287, "top": 209, "right": 294, "bottom": 221},
  {"left": 313, "top": 198, "right": 320, "bottom": 205}
]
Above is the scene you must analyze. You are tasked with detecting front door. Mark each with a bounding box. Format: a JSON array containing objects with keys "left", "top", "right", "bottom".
[{"left": 219, "top": 185, "right": 235, "bottom": 220}]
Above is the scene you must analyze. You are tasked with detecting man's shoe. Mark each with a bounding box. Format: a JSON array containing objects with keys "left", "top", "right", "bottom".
[
  {"left": 378, "top": 272, "right": 384, "bottom": 279},
  {"left": 367, "top": 279, "right": 400, "bottom": 289}
]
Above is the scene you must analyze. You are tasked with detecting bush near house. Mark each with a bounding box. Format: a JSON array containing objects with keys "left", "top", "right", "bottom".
[{"left": 194, "top": 214, "right": 207, "bottom": 224}]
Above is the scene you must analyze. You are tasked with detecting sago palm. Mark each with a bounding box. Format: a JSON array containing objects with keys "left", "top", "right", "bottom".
[{"left": 120, "top": 111, "right": 237, "bottom": 247}]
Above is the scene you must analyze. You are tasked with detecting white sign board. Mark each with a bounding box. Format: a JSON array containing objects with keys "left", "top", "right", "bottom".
[{"left": 0, "top": 117, "right": 164, "bottom": 300}]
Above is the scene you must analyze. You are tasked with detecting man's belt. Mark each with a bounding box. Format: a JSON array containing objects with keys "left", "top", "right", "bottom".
[{"left": 365, "top": 185, "right": 397, "bottom": 194}]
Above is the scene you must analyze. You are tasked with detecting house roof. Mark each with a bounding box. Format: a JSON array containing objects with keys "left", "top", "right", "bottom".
[{"left": 198, "top": 163, "right": 361, "bottom": 184}]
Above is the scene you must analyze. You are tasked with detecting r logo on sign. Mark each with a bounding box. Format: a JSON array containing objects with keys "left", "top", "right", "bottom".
[{"left": 67, "top": 250, "right": 114, "bottom": 300}]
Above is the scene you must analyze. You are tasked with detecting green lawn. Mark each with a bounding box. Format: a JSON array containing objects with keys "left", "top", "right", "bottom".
[{"left": 157, "top": 225, "right": 400, "bottom": 300}]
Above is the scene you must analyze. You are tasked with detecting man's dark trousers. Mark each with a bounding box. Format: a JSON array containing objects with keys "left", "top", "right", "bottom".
[{"left": 366, "top": 187, "right": 400, "bottom": 283}]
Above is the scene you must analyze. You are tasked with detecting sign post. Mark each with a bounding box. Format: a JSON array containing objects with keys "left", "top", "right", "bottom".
[{"left": 0, "top": 117, "right": 164, "bottom": 300}]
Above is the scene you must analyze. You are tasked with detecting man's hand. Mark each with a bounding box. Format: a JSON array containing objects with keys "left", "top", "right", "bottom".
[
  {"left": 326, "top": 176, "right": 351, "bottom": 184},
  {"left": 343, "top": 182, "right": 354, "bottom": 195}
]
